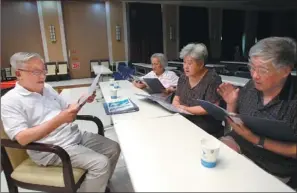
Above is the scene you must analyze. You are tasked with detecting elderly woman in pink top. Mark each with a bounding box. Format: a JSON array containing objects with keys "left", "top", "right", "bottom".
[{"left": 133, "top": 53, "right": 179, "bottom": 94}]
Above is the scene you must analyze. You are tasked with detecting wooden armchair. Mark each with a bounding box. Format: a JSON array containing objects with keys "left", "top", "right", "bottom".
[{"left": 1, "top": 115, "right": 104, "bottom": 193}]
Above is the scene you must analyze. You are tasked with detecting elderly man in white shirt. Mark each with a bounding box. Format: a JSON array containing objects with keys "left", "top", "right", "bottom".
[
  {"left": 133, "top": 53, "right": 179, "bottom": 94},
  {"left": 1, "top": 52, "right": 120, "bottom": 192}
]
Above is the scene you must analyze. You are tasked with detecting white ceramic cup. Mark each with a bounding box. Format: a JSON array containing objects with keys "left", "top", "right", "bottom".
[
  {"left": 110, "top": 88, "right": 117, "bottom": 99},
  {"left": 200, "top": 138, "right": 220, "bottom": 168}
]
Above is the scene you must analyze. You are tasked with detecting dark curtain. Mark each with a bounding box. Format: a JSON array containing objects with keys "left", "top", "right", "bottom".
[
  {"left": 179, "top": 6, "right": 209, "bottom": 52},
  {"left": 128, "top": 3, "right": 163, "bottom": 63},
  {"left": 221, "top": 10, "right": 245, "bottom": 61}
]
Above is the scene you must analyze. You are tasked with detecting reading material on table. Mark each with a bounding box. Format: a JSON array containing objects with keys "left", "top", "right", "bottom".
[
  {"left": 197, "top": 99, "right": 297, "bottom": 142},
  {"left": 78, "top": 73, "right": 101, "bottom": 105},
  {"left": 135, "top": 93, "right": 192, "bottom": 115},
  {"left": 103, "top": 98, "right": 139, "bottom": 115}
]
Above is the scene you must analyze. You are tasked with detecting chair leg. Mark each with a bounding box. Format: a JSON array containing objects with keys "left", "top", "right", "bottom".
[
  {"left": 1, "top": 148, "right": 19, "bottom": 193},
  {"left": 6, "top": 179, "right": 18, "bottom": 193},
  {"left": 287, "top": 174, "right": 297, "bottom": 190},
  {"left": 105, "top": 186, "right": 110, "bottom": 193}
]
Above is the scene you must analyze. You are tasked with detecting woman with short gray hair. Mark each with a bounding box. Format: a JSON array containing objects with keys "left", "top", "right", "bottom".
[
  {"left": 172, "top": 43, "right": 224, "bottom": 138},
  {"left": 133, "top": 53, "right": 179, "bottom": 93}
]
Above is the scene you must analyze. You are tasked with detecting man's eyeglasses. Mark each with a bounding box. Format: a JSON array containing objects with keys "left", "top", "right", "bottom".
[
  {"left": 247, "top": 62, "right": 270, "bottom": 76},
  {"left": 18, "top": 69, "right": 48, "bottom": 76}
]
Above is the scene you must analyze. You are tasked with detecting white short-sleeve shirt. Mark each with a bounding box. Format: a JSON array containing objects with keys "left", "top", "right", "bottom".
[
  {"left": 142, "top": 70, "right": 179, "bottom": 88},
  {"left": 1, "top": 82, "right": 82, "bottom": 165}
]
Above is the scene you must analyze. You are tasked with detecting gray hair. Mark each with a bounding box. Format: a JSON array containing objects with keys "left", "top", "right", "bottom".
[
  {"left": 249, "top": 37, "right": 297, "bottom": 69},
  {"left": 180, "top": 43, "right": 208, "bottom": 62},
  {"left": 150, "top": 53, "right": 168, "bottom": 68},
  {"left": 10, "top": 52, "right": 44, "bottom": 70}
]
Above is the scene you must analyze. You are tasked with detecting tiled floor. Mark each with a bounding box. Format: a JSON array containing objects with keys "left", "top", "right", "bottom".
[{"left": 1, "top": 79, "right": 134, "bottom": 192}]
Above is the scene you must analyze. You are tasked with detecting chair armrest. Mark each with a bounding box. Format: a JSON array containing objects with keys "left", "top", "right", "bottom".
[
  {"left": 1, "top": 139, "right": 69, "bottom": 162},
  {"left": 1, "top": 139, "right": 76, "bottom": 189},
  {"left": 76, "top": 115, "right": 104, "bottom": 136}
]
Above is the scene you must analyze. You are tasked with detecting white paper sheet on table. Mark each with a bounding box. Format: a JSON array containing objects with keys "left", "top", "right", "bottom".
[{"left": 78, "top": 73, "right": 101, "bottom": 105}]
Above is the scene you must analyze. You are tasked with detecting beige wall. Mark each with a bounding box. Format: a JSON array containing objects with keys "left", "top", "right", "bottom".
[
  {"left": 162, "top": 5, "right": 179, "bottom": 60},
  {"left": 1, "top": 0, "right": 127, "bottom": 75},
  {"left": 62, "top": 1, "right": 109, "bottom": 79},
  {"left": 40, "top": 1, "right": 64, "bottom": 61},
  {"left": 1, "top": 1, "right": 44, "bottom": 68},
  {"left": 109, "top": 1, "right": 126, "bottom": 62}
]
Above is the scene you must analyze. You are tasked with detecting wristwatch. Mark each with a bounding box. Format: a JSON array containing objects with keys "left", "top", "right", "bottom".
[{"left": 256, "top": 136, "right": 265, "bottom": 148}]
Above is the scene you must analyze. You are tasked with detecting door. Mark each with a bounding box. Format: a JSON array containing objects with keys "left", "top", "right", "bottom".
[{"left": 62, "top": 1, "right": 109, "bottom": 79}]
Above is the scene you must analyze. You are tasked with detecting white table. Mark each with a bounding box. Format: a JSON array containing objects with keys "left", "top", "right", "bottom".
[
  {"left": 292, "top": 71, "right": 296, "bottom": 76},
  {"left": 168, "top": 61, "right": 183, "bottom": 65},
  {"left": 99, "top": 80, "right": 174, "bottom": 124},
  {"left": 92, "top": 64, "right": 113, "bottom": 75},
  {"left": 92, "top": 64, "right": 113, "bottom": 82},
  {"left": 220, "top": 61, "right": 248, "bottom": 65},
  {"left": 206, "top": 64, "right": 226, "bottom": 68},
  {"left": 220, "top": 75, "right": 249, "bottom": 87},
  {"left": 59, "top": 86, "right": 113, "bottom": 128},
  {"left": 47, "top": 78, "right": 94, "bottom": 88},
  {"left": 114, "top": 114, "right": 294, "bottom": 192}
]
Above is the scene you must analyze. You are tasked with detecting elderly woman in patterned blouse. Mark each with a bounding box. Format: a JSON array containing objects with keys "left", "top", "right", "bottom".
[{"left": 172, "top": 43, "right": 224, "bottom": 138}]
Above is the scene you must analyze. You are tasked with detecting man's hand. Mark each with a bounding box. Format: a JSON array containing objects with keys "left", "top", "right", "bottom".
[
  {"left": 59, "top": 103, "right": 80, "bottom": 123},
  {"left": 217, "top": 83, "right": 240, "bottom": 105},
  {"left": 163, "top": 86, "right": 176, "bottom": 95},
  {"left": 133, "top": 80, "right": 146, "bottom": 89},
  {"left": 86, "top": 91, "right": 96, "bottom": 103},
  {"left": 226, "top": 116, "right": 259, "bottom": 144},
  {"left": 173, "top": 103, "right": 187, "bottom": 111},
  {"left": 78, "top": 91, "right": 96, "bottom": 106}
]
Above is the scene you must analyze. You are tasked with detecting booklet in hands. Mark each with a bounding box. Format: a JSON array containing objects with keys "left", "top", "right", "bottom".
[
  {"left": 197, "top": 99, "right": 297, "bottom": 142},
  {"left": 78, "top": 73, "right": 101, "bottom": 106}
]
